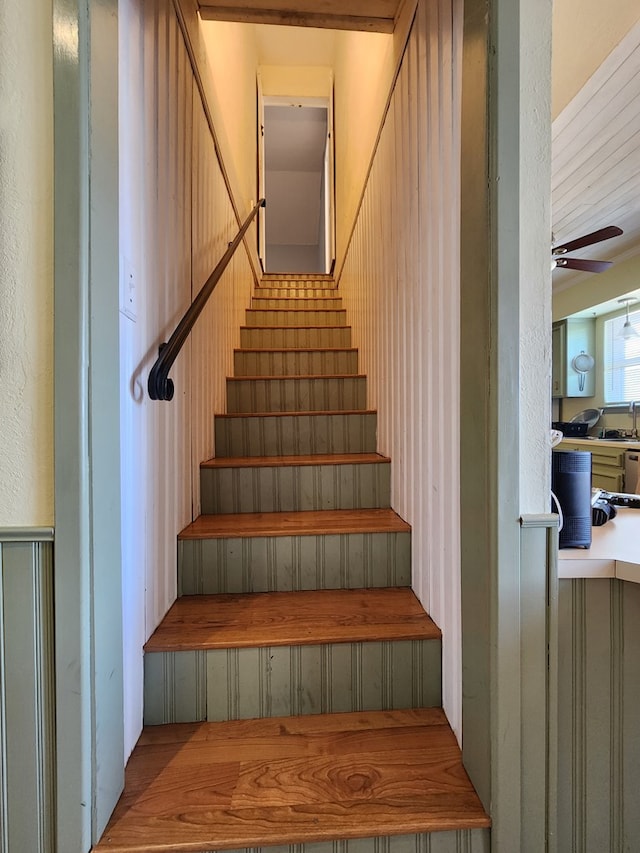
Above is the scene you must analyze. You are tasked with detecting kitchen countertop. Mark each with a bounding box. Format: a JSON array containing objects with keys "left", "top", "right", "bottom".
[
  {"left": 558, "top": 507, "right": 640, "bottom": 581},
  {"left": 557, "top": 437, "right": 640, "bottom": 449}
]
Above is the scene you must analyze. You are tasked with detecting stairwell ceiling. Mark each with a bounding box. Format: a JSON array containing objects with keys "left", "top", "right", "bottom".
[{"left": 198, "top": 0, "right": 404, "bottom": 33}]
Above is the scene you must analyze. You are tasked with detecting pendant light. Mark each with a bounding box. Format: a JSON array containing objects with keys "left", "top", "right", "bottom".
[{"left": 617, "top": 298, "right": 639, "bottom": 340}]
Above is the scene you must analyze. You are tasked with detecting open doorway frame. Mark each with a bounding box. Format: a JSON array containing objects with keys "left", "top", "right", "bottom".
[
  {"left": 257, "top": 77, "right": 335, "bottom": 275},
  {"left": 53, "top": 0, "right": 124, "bottom": 848}
]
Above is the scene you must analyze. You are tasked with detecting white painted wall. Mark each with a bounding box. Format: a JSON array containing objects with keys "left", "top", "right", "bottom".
[
  {"left": 553, "top": 0, "right": 640, "bottom": 118},
  {"left": 339, "top": 0, "right": 464, "bottom": 739},
  {"left": 332, "top": 31, "right": 394, "bottom": 272},
  {"left": 260, "top": 64, "right": 333, "bottom": 98},
  {"left": 119, "top": 0, "right": 253, "bottom": 756},
  {"left": 200, "top": 21, "right": 260, "bottom": 218},
  {"left": 554, "top": 255, "right": 640, "bottom": 321},
  {"left": 333, "top": 0, "right": 417, "bottom": 277},
  {"left": 0, "top": 0, "right": 54, "bottom": 526}
]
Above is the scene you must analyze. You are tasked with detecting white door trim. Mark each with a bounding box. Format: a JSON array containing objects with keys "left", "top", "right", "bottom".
[
  {"left": 53, "top": 0, "right": 124, "bottom": 847},
  {"left": 258, "top": 91, "right": 335, "bottom": 274}
]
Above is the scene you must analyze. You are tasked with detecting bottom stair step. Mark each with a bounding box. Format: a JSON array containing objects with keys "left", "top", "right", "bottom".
[{"left": 93, "top": 708, "right": 491, "bottom": 853}]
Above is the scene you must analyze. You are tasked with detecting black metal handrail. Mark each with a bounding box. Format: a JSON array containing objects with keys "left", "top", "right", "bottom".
[{"left": 148, "top": 199, "right": 265, "bottom": 401}]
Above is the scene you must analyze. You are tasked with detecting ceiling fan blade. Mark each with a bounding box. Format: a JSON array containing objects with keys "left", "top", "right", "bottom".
[
  {"left": 553, "top": 225, "right": 623, "bottom": 255},
  {"left": 554, "top": 257, "right": 613, "bottom": 273}
]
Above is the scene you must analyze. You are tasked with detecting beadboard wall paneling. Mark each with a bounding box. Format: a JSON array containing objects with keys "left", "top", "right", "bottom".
[
  {"left": 119, "top": 0, "right": 193, "bottom": 756},
  {"left": 519, "top": 516, "right": 559, "bottom": 853},
  {"left": 338, "top": 0, "right": 463, "bottom": 738},
  {"left": 0, "top": 533, "right": 55, "bottom": 853},
  {"left": 190, "top": 93, "right": 254, "bottom": 518},
  {"left": 119, "top": 0, "right": 252, "bottom": 757},
  {"left": 558, "top": 578, "right": 640, "bottom": 852},
  {"left": 211, "top": 832, "right": 490, "bottom": 853}
]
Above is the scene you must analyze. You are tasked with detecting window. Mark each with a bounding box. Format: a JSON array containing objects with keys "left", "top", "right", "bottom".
[{"left": 603, "top": 308, "right": 640, "bottom": 403}]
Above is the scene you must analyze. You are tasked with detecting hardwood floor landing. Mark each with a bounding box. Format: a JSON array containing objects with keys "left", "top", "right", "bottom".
[
  {"left": 144, "top": 587, "right": 440, "bottom": 652},
  {"left": 92, "top": 709, "right": 490, "bottom": 853}
]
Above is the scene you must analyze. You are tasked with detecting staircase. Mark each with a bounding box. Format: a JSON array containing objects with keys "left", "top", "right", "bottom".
[{"left": 94, "top": 274, "right": 490, "bottom": 852}]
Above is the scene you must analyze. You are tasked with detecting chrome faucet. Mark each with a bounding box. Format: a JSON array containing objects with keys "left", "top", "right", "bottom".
[{"left": 630, "top": 400, "right": 640, "bottom": 438}]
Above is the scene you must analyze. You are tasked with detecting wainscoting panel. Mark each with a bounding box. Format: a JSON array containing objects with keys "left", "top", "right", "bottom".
[
  {"left": 557, "top": 577, "right": 640, "bottom": 853},
  {"left": 0, "top": 532, "right": 55, "bottom": 853},
  {"left": 519, "top": 517, "right": 559, "bottom": 853}
]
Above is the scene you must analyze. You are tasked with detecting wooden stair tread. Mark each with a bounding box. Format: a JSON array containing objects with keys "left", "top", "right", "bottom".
[
  {"left": 215, "top": 409, "right": 378, "bottom": 419},
  {"left": 179, "top": 509, "right": 410, "bottom": 540},
  {"left": 92, "top": 709, "right": 490, "bottom": 852},
  {"left": 247, "top": 308, "right": 346, "bottom": 313},
  {"left": 201, "top": 453, "right": 390, "bottom": 469},
  {"left": 144, "top": 587, "right": 440, "bottom": 652},
  {"left": 261, "top": 273, "right": 335, "bottom": 278},
  {"left": 252, "top": 295, "right": 341, "bottom": 300},
  {"left": 228, "top": 374, "right": 366, "bottom": 381},
  {"left": 241, "top": 325, "right": 352, "bottom": 331},
  {"left": 235, "top": 347, "right": 358, "bottom": 353}
]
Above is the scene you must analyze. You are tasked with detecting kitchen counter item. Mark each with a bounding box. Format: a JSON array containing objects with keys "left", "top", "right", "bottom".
[
  {"left": 553, "top": 420, "right": 589, "bottom": 437},
  {"left": 571, "top": 352, "right": 595, "bottom": 392},
  {"left": 570, "top": 408, "right": 602, "bottom": 428},
  {"left": 625, "top": 449, "right": 639, "bottom": 494}
]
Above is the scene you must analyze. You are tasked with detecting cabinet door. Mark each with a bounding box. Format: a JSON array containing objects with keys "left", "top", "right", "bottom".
[
  {"left": 565, "top": 318, "right": 596, "bottom": 397},
  {"left": 556, "top": 442, "right": 581, "bottom": 452},
  {"left": 592, "top": 467, "right": 624, "bottom": 492},
  {"left": 591, "top": 448, "right": 625, "bottom": 468},
  {"left": 552, "top": 323, "right": 566, "bottom": 398},
  {"left": 552, "top": 318, "right": 596, "bottom": 398}
]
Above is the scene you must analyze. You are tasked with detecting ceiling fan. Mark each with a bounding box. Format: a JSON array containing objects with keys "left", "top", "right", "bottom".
[{"left": 552, "top": 225, "right": 623, "bottom": 273}]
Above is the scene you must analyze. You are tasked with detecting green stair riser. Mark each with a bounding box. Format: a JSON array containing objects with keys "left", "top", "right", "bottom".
[
  {"left": 240, "top": 327, "right": 352, "bottom": 349},
  {"left": 200, "top": 462, "right": 390, "bottom": 514},
  {"left": 178, "top": 531, "right": 411, "bottom": 595},
  {"left": 227, "top": 377, "right": 367, "bottom": 413},
  {"left": 144, "top": 639, "right": 441, "bottom": 724},
  {"left": 256, "top": 288, "right": 340, "bottom": 299},
  {"left": 245, "top": 310, "right": 347, "bottom": 327},
  {"left": 200, "top": 829, "right": 490, "bottom": 853},
  {"left": 260, "top": 276, "right": 336, "bottom": 289},
  {"left": 251, "top": 298, "right": 343, "bottom": 310},
  {"left": 234, "top": 349, "right": 358, "bottom": 377},
  {"left": 214, "top": 412, "right": 378, "bottom": 458}
]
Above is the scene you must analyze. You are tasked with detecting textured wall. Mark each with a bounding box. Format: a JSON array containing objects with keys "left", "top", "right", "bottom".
[
  {"left": 119, "top": 0, "right": 253, "bottom": 756},
  {"left": 0, "top": 0, "right": 54, "bottom": 525},
  {"left": 339, "top": 0, "right": 463, "bottom": 738}
]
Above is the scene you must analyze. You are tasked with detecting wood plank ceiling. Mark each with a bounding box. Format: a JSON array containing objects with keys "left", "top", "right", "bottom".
[
  {"left": 552, "top": 17, "right": 640, "bottom": 288},
  {"left": 198, "top": 0, "right": 405, "bottom": 33}
]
